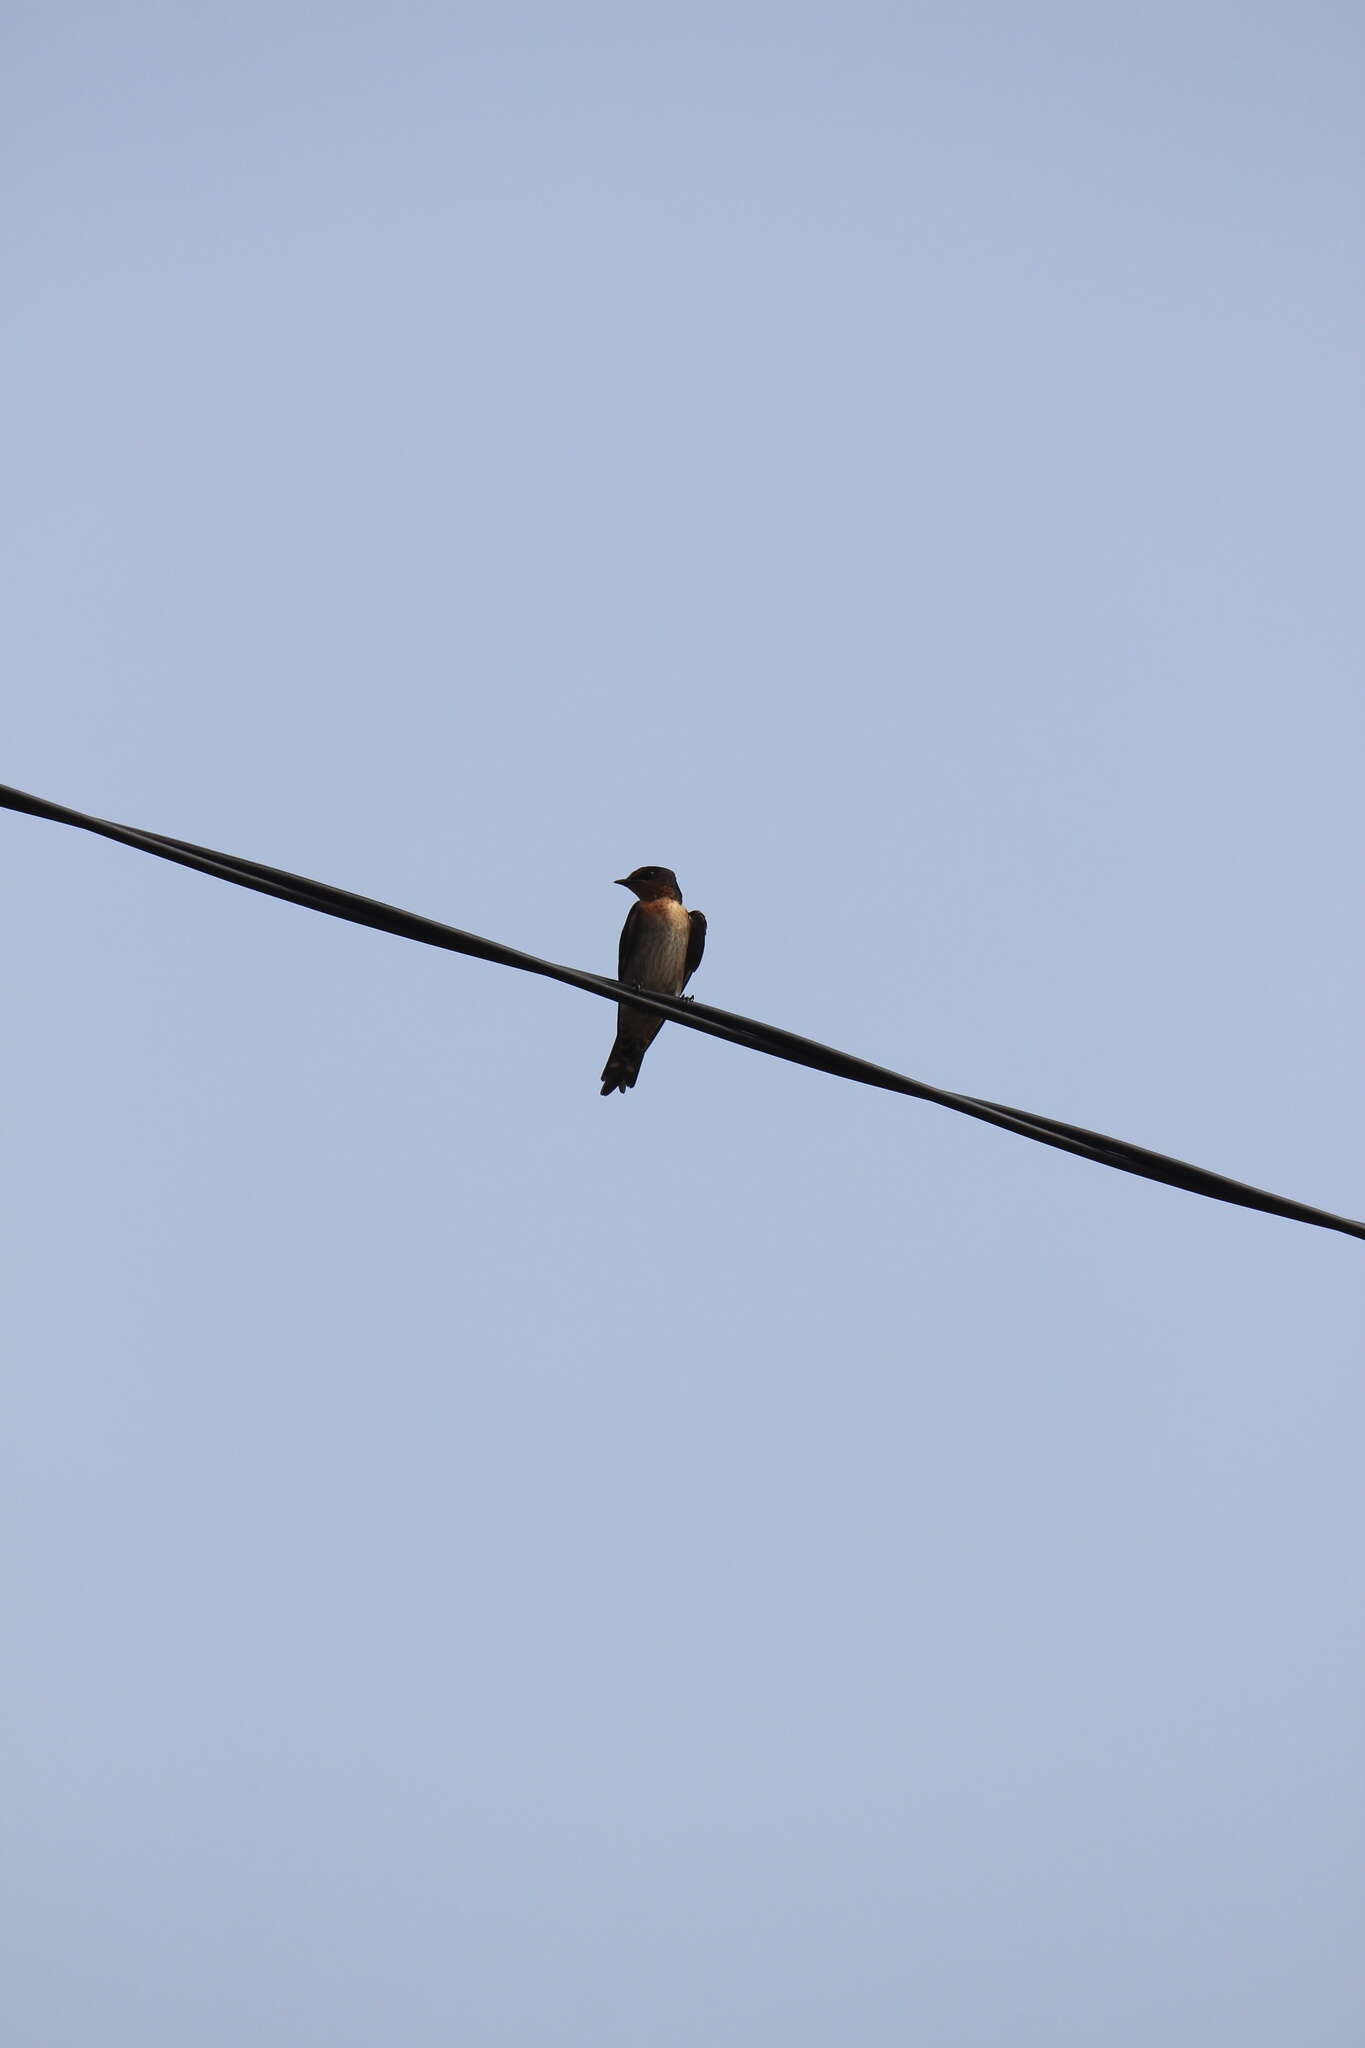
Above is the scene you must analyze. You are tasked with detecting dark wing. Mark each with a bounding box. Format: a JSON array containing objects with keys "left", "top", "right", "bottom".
[
  {"left": 683, "top": 909, "right": 707, "bottom": 988},
  {"left": 617, "top": 900, "right": 644, "bottom": 982}
]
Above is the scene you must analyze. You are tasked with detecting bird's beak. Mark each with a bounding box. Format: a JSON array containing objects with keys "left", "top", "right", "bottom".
[{"left": 614, "top": 876, "right": 631, "bottom": 888}]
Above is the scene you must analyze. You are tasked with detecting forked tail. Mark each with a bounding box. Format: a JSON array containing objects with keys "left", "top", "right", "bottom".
[{"left": 600, "top": 1034, "right": 645, "bottom": 1095}]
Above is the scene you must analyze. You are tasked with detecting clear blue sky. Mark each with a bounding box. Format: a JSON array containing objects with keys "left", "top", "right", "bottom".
[{"left": 6, "top": 6, "right": 1363, "bottom": 2042}]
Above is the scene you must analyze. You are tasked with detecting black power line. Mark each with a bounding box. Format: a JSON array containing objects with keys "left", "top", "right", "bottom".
[{"left": 3, "top": 778, "right": 1361, "bottom": 1243}]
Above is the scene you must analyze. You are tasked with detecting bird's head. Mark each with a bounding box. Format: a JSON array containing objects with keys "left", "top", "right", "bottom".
[{"left": 615, "top": 865, "right": 682, "bottom": 903}]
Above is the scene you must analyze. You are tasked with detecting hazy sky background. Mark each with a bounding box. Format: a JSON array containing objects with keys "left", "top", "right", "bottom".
[{"left": 5, "top": 6, "right": 1363, "bottom": 2042}]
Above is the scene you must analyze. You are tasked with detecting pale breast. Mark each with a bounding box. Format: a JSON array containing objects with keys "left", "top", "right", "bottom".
[{"left": 633, "top": 900, "right": 693, "bottom": 994}]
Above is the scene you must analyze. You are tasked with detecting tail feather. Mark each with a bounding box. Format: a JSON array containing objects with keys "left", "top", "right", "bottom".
[
  {"left": 600, "top": 1035, "right": 644, "bottom": 1094},
  {"left": 599, "top": 1012, "right": 664, "bottom": 1095}
]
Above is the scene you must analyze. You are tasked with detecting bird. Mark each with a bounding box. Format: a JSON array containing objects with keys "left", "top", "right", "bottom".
[{"left": 600, "top": 866, "right": 706, "bottom": 1095}]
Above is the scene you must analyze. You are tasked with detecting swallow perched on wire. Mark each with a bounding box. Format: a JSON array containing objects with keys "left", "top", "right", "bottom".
[{"left": 600, "top": 866, "right": 707, "bottom": 1095}]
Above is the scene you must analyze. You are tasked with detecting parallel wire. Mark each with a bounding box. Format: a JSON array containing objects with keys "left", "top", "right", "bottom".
[{"left": 4, "top": 779, "right": 1361, "bottom": 1243}]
